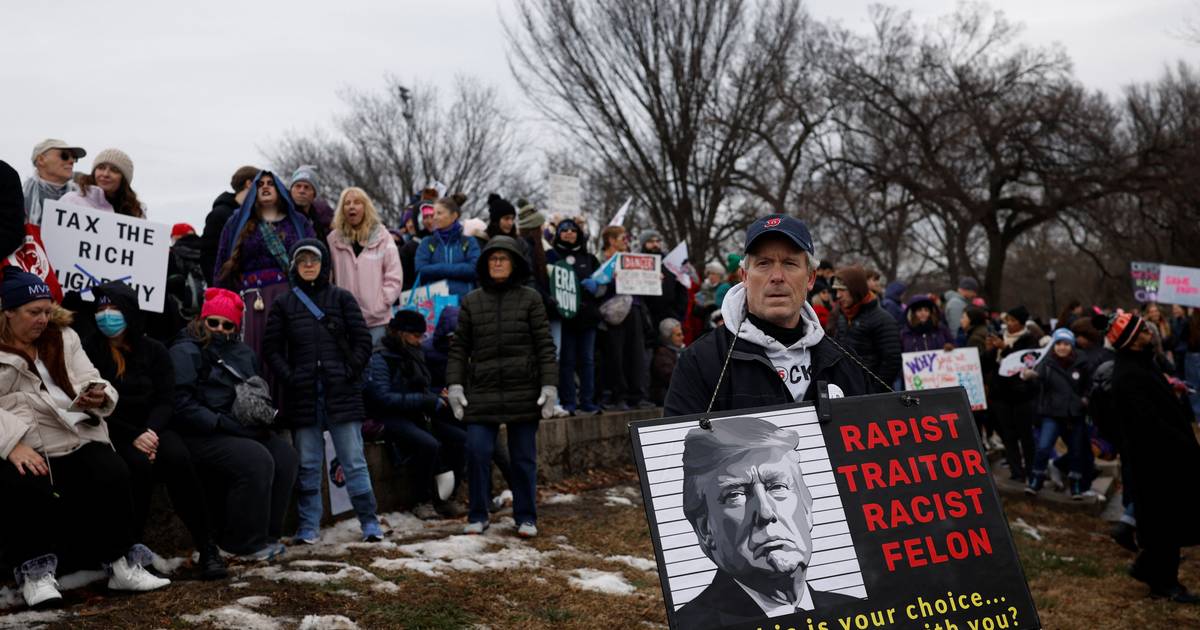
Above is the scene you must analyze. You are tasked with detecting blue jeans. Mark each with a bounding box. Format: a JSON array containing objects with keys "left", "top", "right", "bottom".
[
  {"left": 466, "top": 421, "right": 538, "bottom": 526},
  {"left": 559, "top": 327, "right": 597, "bottom": 411},
  {"left": 294, "top": 383, "right": 377, "bottom": 534},
  {"left": 1032, "top": 416, "right": 1088, "bottom": 479}
]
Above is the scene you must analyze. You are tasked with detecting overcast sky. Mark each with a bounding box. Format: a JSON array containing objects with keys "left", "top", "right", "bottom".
[{"left": 2, "top": 0, "right": 1195, "bottom": 229}]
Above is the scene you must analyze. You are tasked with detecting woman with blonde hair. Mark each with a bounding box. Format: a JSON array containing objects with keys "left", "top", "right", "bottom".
[
  {"left": 327, "top": 187, "right": 404, "bottom": 344},
  {"left": 0, "top": 267, "right": 170, "bottom": 608}
]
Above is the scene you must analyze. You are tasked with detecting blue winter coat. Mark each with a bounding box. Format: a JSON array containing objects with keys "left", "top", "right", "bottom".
[
  {"left": 414, "top": 222, "right": 480, "bottom": 296},
  {"left": 364, "top": 338, "right": 440, "bottom": 426}
]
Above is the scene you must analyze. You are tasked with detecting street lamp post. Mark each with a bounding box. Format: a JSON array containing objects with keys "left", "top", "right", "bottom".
[{"left": 1045, "top": 269, "right": 1058, "bottom": 321}]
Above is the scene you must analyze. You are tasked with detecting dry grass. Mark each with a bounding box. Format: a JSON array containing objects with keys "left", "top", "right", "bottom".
[{"left": 5, "top": 467, "right": 1198, "bottom": 629}]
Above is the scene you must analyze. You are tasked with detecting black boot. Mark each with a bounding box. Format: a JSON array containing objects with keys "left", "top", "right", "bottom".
[{"left": 198, "top": 542, "right": 228, "bottom": 581}]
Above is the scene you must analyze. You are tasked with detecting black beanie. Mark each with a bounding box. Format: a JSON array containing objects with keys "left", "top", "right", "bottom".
[
  {"left": 1006, "top": 305, "right": 1030, "bottom": 325},
  {"left": 486, "top": 193, "right": 516, "bottom": 225},
  {"left": 388, "top": 309, "right": 427, "bottom": 334}
]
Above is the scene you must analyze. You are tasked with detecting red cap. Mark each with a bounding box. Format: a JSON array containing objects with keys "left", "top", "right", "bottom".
[{"left": 171, "top": 223, "right": 196, "bottom": 240}]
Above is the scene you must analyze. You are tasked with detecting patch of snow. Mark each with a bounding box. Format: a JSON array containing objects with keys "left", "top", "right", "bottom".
[
  {"left": 243, "top": 560, "right": 394, "bottom": 594},
  {"left": 604, "top": 495, "right": 635, "bottom": 507},
  {"left": 229, "top": 581, "right": 251, "bottom": 589},
  {"left": 0, "top": 609, "right": 67, "bottom": 629},
  {"left": 151, "top": 555, "right": 189, "bottom": 575},
  {"left": 607, "top": 555, "right": 658, "bottom": 572},
  {"left": 1011, "top": 518, "right": 1043, "bottom": 541},
  {"left": 371, "top": 533, "right": 549, "bottom": 577},
  {"left": 236, "top": 595, "right": 273, "bottom": 608},
  {"left": 0, "top": 587, "right": 22, "bottom": 611},
  {"left": 181, "top": 605, "right": 287, "bottom": 630},
  {"left": 332, "top": 589, "right": 360, "bottom": 599},
  {"left": 299, "top": 614, "right": 359, "bottom": 629},
  {"left": 568, "top": 569, "right": 637, "bottom": 596},
  {"left": 603, "top": 487, "right": 638, "bottom": 507},
  {"left": 543, "top": 493, "right": 580, "bottom": 505}
]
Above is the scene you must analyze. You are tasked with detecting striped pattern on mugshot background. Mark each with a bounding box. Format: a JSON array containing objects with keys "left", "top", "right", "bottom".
[{"left": 637, "top": 406, "right": 868, "bottom": 610}]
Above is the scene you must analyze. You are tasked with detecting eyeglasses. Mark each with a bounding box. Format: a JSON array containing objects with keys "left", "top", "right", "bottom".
[
  {"left": 205, "top": 318, "right": 237, "bottom": 332},
  {"left": 296, "top": 256, "right": 321, "bottom": 266},
  {"left": 59, "top": 150, "right": 76, "bottom": 162},
  {"left": 560, "top": 227, "right": 577, "bottom": 233}
]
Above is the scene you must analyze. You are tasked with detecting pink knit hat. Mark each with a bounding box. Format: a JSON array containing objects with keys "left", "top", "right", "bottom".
[{"left": 200, "top": 288, "right": 245, "bottom": 328}]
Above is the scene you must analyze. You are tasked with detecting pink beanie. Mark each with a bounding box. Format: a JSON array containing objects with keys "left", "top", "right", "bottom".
[{"left": 200, "top": 288, "right": 245, "bottom": 328}]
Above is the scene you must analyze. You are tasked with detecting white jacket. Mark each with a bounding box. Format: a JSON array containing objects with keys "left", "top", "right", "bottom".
[{"left": 0, "top": 326, "right": 118, "bottom": 459}]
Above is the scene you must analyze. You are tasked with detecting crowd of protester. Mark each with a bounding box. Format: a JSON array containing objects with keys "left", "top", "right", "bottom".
[{"left": 1, "top": 138, "right": 1199, "bottom": 608}]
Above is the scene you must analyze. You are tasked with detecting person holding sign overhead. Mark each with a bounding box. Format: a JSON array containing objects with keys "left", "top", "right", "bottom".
[
  {"left": 213, "top": 171, "right": 316, "bottom": 379},
  {"left": 60, "top": 148, "right": 146, "bottom": 218},
  {"left": 0, "top": 267, "right": 171, "bottom": 609},
  {"left": 665, "top": 214, "right": 867, "bottom": 416}
]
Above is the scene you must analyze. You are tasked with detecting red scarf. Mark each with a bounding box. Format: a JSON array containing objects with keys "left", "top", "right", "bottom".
[{"left": 843, "top": 293, "right": 875, "bottom": 321}]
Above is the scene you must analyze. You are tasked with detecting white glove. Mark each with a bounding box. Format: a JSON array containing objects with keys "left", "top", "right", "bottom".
[
  {"left": 448, "top": 384, "right": 468, "bottom": 420},
  {"left": 536, "top": 385, "right": 558, "bottom": 420}
]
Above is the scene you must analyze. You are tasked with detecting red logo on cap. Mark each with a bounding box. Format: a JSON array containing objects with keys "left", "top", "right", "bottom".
[{"left": 764, "top": 218, "right": 782, "bottom": 228}]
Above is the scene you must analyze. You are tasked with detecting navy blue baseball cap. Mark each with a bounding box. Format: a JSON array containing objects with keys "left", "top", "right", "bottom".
[{"left": 744, "top": 214, "right": 814, "bottom": 255}]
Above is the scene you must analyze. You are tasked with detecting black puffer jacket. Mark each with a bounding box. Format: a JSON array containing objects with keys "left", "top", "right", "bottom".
[
  {"left": 169, "top": 327, "right": 261, "bottom": 436},
  {"left": 263, "top": 238, "right": 372, "bottom": 427},
  {"left": 1033, "top": 353, "right": 1089, "bottom": 419},
  {"left": 832, "top": 299, "right": 901, "bottom": 392},
  {"left": 446, "top": 236, "right": 557, "bottom": 425},
  {"left": 82, "top": 281, "right": 175, "bottom": 444}
]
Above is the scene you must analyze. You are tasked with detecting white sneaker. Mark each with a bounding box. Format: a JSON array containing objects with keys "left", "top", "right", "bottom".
[
  {"left": 552, "top": 404, "right": 571, "bottom": 418},
  {"left": 491, "top": 489, "right": 513, "bottom": 511},
  {"left": 22, "top": 574, "right": 62, "bottom": 608},
  {"left": 517, "top": 522, "right": 538, "bottom": 538},
  {"left": 435, "top": 470, "right": 456, "bottom": 502},
  {"left": 108, "top": 557, "right": 170, "bottom": 592}
]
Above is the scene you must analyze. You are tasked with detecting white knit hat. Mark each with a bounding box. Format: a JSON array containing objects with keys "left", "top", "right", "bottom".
[{"left": 93, "top": 148, "right": 134, "bottom": 183}]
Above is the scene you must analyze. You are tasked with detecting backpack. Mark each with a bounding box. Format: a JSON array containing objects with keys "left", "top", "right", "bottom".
[{"left": 168, "top": 247, "right": 207, "bottom": 320}]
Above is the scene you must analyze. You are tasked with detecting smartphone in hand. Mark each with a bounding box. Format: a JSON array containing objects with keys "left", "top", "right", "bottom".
[{"left": 68, "top": 380, "right": 106, "bottom": 412}]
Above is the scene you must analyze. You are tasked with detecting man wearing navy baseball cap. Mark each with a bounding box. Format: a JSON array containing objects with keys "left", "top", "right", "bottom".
[{"left": 665, "top": 214, "right": 866, "bottom": 415}]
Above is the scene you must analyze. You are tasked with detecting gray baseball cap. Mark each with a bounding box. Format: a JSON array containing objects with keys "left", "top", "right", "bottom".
[{"left": 30, "top": 139, "right": 86, "bottom": 163}]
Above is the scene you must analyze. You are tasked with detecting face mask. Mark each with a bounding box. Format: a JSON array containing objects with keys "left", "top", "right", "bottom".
[{"left": 95, "top": 310, "right": 127, "bottom": 338}]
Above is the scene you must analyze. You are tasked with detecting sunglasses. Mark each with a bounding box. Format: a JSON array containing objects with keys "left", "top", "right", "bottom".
[
  {"left": 205, "top": 318, "right": 237, "bottom": 332},
  {"left": 59, "top": 150, "right": 76, "bottom": 162}
]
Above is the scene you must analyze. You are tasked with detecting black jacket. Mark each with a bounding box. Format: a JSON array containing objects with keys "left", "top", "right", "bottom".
[
  {"left": 200, "top": 191, "right": 239, "bottom": 287},
  {"left": 1111, "top": 348, "right": 1200, "bottom": 547},
  {"left": 169, "top": 328, "right": 262, "bottom": 437},
  {"left": 263, "top": 239, "right": 373, "bottom": 428},
  {"left": 991, "top": 333, "right": 1039, "bottom": 401},
  {"left": 364, "top": 336, "right": 440, "bottom": 425},
  {"left": 665, "top": 322, "right": 867, "bottom": 417},
  {"left": 82, "top": 282, "right": 175, "bottom": 445},
  {"left": 673, "top": 569, "right": 860, "bottom": 629},
  {"left": 1033, "top": 354, "right": 1089, "bottom": 420},
  {"left": 832, "top": 299, "right": 902, "bottom": 391},
  {"left": 446, "top": 236, "right": 557, "bottom": 425},
  {"left": 546, "top": 239, "right": 602, "bottom": 330},
  {"left": 645, "top": 273, "right": 688, "bottom": 327},
  {"left": 0, "top": 160, "right": 23, "bottom": 259}
]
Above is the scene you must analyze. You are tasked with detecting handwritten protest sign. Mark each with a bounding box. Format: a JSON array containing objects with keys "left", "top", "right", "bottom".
[
  {"left": 548, "top": 173, "right": 582, "bottom": 216},
  {"left": 997, "top": 348, "right": 1047, "bottom": 378},
  {"left": 615, "top": 253, "right": 662, "bottom": 296},
  {"left": 1130, "top": 262, "right": 1160, "bottom": 303},
  {"left": 902, "top": 348, "right": 987, "bottom": 410},
  {"left": 41, "top": 199, "right": 169, "bottom": 312},
  {"left": 629, "top": 389, "right": 1038, "bottom": 630}
]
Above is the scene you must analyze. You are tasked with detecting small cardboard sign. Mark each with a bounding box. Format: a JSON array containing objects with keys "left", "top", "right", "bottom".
[
  {"left": 902, "top": 348, "right": 987, "bottom": 410},
  {"left": 41, "top": 199, "right": 170, "bottom": 312},
  {"left": 548, "top": 260, "right": 580, "bottom": 319},
  {"left": 548, "top": 173, "right": 582, "bottom": 216},
  {"left": 615, "top": 253, "right": 662, "bottom": 296},
  {"left": 629, "top": 388, "right": 1038, "bottom": 630}
]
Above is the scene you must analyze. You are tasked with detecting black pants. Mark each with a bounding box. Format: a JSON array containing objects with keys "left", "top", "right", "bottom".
[
  {"left": 182, "top": 432, "right": 298, "bottom": 555},
  {"left": 1134, "top": 544, "right": 1182, "bottom": 591},
  {"left": 114, "top": 429, "right": 212, "bottom": 549},
  {"left": 383, "top": 416, "right": 467, "bottom": 503},
  {"left": 0, "top": 442, "right": 135, "bottom": 571},
  {"left": 603, "top": 303, "right": 647, "bottom": 405},
  {"left": 992, "top": 397, "right": 1034, "bottom": 478}
]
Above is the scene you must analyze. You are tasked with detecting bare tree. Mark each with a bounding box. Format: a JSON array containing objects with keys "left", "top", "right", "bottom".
[
  {"left": 821, "top": 4, "right": 1130, "bottom": 302},
  {"left": 506, "top": 0, "right": 806, "bottom": 261},
  {"left": 268, "top": 75, "right": 524, "bottom": 224}
]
